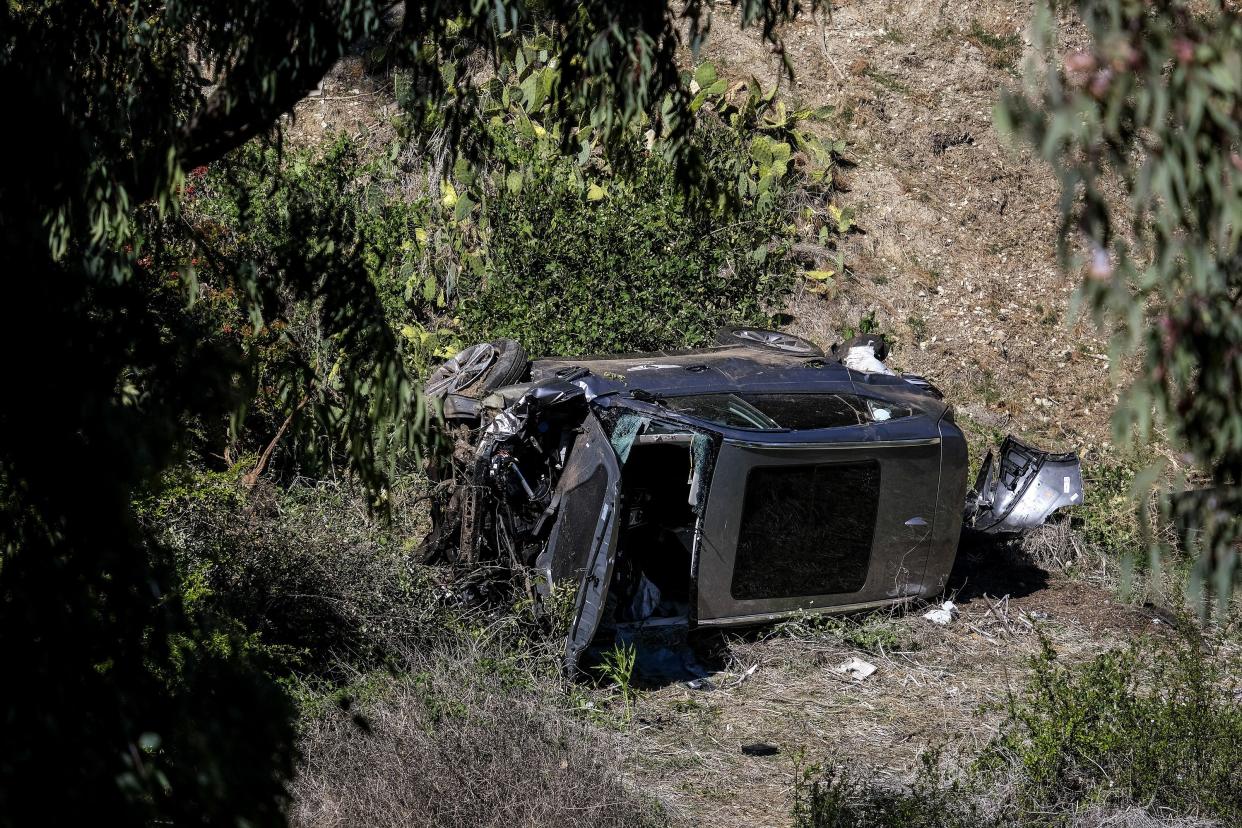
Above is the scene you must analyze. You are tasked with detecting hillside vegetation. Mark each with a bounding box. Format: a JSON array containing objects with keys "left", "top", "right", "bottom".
[
  {"left": 153, "top": 5, "right": 1241, "bottom": 827},
  {"left": 3, "top": 1, "right": 1239, "bottom": 826}
]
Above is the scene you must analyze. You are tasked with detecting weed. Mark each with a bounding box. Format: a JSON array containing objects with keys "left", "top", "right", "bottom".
[
  {"left": 841, "top": 309, "right": 879, "bottom": 340},
  {"left": 865, "top": 68, "right": 913, "bottom": 96},
  {"left": 793, "top": 748, "right": 985, "bottom": 828},
  {"left": 594, "top": 642, "right": 638, "bottom": 718},
  {"left": 1035, "top": 302, "right": 1059, "bottom": 326},
  {"left": 966, "top": 21, "right": 1023, "bottom": 73},
  {"left": 1076, "top": 455, "right": 1142, "bottom": 554},
  {"left": 774, "top": 610, "right": 918, "bottom": 656},
  {"left": 972, "top": 368, "right": 1004, "bottom": 406},
  {"left": 906, "top": 313, "right": 928, "bottom": 342}
]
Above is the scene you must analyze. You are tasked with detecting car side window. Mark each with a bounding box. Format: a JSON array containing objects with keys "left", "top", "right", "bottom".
[
  {"left": 730, "top": 461, "right": 881, "bottom": 600},
  {"left": 861, "top": 397, "right": 913, "bottom": 423}
]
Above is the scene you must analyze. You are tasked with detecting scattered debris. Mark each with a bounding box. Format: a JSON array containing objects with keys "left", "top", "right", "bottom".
[
  {"left": 923, "top": 601, "right": 958, "bottom": 625},
  {"left": 733, "top": 663, "right": 759, "bottom": 688},
  {"left": 740, "top": 742, "right": 780, "bottom": 757},
  {"left": 842, "top": 343, "right": 896, "bottom": 375},
  {"left": 837, "top": 657, "right": 878, "bottom": 680},
  {"left": 966, "top": 436, "right": 1084, "bottom": 535}
]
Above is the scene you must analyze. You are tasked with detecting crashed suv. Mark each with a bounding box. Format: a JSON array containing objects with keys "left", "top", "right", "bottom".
[{"left": 420, "top": 328, "right": 1084, "bottom": 671}]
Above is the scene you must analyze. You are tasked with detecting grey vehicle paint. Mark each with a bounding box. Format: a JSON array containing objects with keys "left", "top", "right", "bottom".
[{"left": 967, "top": 435, "right": 1085, "bottom": 534}]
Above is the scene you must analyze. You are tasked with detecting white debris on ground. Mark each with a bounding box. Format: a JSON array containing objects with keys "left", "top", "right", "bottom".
[
  {"left": 836, "top": 656, "right": 878, "bottom": 680},
  {"left": 922, "top": 600, "right": 958, "bottom": 625}
]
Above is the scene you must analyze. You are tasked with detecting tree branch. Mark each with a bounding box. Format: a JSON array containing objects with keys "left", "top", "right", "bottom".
[{"left": 178, "top": 51, "right": 340, "bottom": 172}]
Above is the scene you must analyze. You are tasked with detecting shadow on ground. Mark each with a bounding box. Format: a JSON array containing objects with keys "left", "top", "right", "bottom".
[{"left": 948, "top": 531, "right": 1050, "bottom": 603}]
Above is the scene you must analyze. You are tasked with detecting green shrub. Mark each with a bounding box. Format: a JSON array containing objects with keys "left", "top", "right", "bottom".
[
  {"left": 421, "top": 47, "right": 845, "bottom": 356},
  {"left": 792, "top": 636, "right": 1241, "bottom": 828},
  {"left": 986, "top": 636, "right": 1242, "bottom": 824},
  {"left": 792, "top": 749, "right": 986, "bottom": 828},
  {"left": 148, "top": 468, "right": 445, "bottom": 681},
  {"left": 464, "top": 123, "right": 793, "bottom": 356}
]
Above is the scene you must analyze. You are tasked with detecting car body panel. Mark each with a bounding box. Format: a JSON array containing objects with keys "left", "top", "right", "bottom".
[
  {"left": 534, "top": 414, "right": 623, "bottom": 671},
  {"left": 967, "top": 435, "right": 1085, "bottom": 534},
  {"left": 695, "top": 423, "right": 946, "bottom": 624}
]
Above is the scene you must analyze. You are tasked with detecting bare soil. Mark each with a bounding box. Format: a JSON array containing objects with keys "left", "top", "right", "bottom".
[{"left": 691, "top": 2, "right": 1123, "bottom": 460}]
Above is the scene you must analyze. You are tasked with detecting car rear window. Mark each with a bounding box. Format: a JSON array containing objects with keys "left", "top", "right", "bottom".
[
  {"left": 731, "top": 461, "right": 880, "bottom": 599},
  {"left": 662, "top": 393, "right": 906, "bottom": 431}
]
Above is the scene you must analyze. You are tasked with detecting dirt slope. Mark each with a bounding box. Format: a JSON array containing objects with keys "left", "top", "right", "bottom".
[{"left": 693, "top": 2, "right": 1121, "bottom": 460}]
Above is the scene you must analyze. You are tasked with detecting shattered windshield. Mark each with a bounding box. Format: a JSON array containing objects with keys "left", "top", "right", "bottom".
[{"left": 661, "top": 393, "right": 880, "bottom": 431}]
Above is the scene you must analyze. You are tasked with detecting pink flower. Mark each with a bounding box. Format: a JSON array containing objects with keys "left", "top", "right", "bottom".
[
  {"left": 1089, "top": 68, "right": 1114, "bottom": 99},
  {"left": 1173, "top": 38, "right": 1196, "bottom": 65}
]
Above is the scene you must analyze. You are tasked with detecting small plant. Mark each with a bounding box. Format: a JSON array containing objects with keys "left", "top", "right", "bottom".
[
  {"left": 906, "top": 313, "right": 928, "bottom": 342},
  {"left": 966, "top": 21, "right": 1023, "bottom": 73},
  {"left": 773, "top": 611, "right": 917, "bottom": 656},
  {"left": 971, "top": 368, "right": 1003, "bottom": 406},
  {"left": 593, "top": 642, "right": 638, "bottom": 718},
  {"left": 864, "top": 68, "right": 913, "bottom": 96},
  {"left": 792, "top": 748, "right": 985, "bottom": 828},
  {"left": 841, "top": 309, "right": 879, "bottom": 340}
]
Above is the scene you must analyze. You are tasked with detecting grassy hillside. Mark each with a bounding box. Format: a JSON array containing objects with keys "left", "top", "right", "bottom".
[{"left": 151, "top": 5, "right": 1241, "bottom": 826}]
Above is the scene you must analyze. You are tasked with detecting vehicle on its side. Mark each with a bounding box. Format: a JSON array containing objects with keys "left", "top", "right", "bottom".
[{"left": 419, "top": 328, "right": 1084, "bottom": 671}]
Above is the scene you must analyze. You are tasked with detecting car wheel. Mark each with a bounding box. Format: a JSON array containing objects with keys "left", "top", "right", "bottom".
[
  {"left": 423, "top": 338, "right": 529, "bottom": 400},
  {"left": 716, "top": 326, "right": 822, "bottom": 356}
]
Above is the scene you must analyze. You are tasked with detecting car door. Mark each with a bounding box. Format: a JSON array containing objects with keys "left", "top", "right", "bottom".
[
  {"left": 694, "top": 398, "right": 943, "bottom": 625},
  {"left": 534, "top": 413, "right": 622, "bottom": 671}
]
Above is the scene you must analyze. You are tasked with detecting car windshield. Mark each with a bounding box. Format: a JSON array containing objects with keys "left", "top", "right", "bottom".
[{"left": 662, "top": 393, "right": 887, "bottom": 431}]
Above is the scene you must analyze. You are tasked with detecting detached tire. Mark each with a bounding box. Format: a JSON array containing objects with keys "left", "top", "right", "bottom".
[
  {"left": 424, "top": 338, "right": 528, "bottom": 400},
  {"left": 715, "top": 326, "right": 822, "bottom": 357}
]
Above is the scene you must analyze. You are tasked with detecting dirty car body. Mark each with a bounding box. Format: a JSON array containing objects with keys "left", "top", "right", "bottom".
[{"left": 420, "top": 331, "right": 1083, "bottom": 671}]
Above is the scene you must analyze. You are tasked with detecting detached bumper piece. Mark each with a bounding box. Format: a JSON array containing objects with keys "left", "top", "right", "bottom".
[{"left": 966, "top": 435, "right": 1084, "bottom": 534}]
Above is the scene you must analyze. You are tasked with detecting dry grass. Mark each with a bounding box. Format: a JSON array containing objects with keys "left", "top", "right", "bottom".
[
  {"left": 1069, "top": 806, "right": 1223, "bottom": 828},
  {"left": 290, "top": 633, "right": 665, "bottom": 828},
  {"left": 617, "top": 545, "right": 1182, "bottom": 827}
]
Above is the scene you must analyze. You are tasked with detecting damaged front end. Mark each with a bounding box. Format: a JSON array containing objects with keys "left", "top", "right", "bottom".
[
  {"left": 965, "top": 435, "right": 1084, "bottom": 534},
  {"left": 419, "top": 363, "right": 596, "bottom": 604}
]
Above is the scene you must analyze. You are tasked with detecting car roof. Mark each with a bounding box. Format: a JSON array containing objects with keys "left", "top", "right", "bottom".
[{"left": 530, "top": 344, "right": 945, "bottom": 415}]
